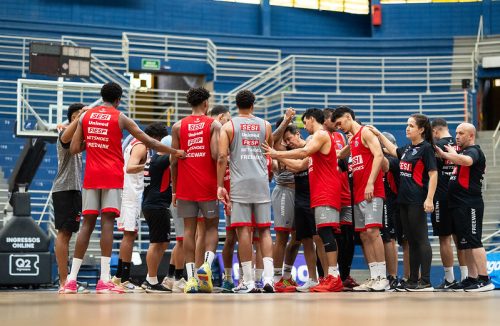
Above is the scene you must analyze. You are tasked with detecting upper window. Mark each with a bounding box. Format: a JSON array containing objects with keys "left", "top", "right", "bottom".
[{"left": 381, "top": 0, "right": 481, "bottom": 3}]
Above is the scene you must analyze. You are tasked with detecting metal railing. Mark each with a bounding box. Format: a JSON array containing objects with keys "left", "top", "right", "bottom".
[{"left": 493, "top": 120, "right": 500, "bottom": 167}]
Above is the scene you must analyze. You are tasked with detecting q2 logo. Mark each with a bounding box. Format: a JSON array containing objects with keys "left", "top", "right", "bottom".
[{"left": 9, "top": 254, "right": 40, "bottom": 276}]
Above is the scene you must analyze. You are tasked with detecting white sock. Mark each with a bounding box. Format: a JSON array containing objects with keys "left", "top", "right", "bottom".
[
  {"left": 224, "top": 268, "right": 232, "bottom": 281},
  {"left": 273, "top": 267, "right": 282, "bottom": 283},
  {"left": 186, "top": 262, "right": 195, "bottom": 279},
  {"left": 263, "top": 257, "right": 274, "bottom": 283},
  {"left": 368, "top": 262, "right": 377, "bottom": 279},
  {"left": 100, "top": 256, "right": 111, "bottom": 282},
  {"left": 444, "top": 266, "right": 455, "bottom": 282},
  {"left": 204, "top": 251, "right": 215, "bottom": 266},
  {"left": 460, "top": 266, "right": 468, "bottom": 281},
  {"left": 255, "top": 268, "right": 264, "bottom": 282},
  {"left": 68, "top": 258, "right": 83, "bottom": 282},
  {"left": 283, "top": 264, "right": 293, "bottom": 280},
  {"left": 328, "top": 265, "right": 339, "bottom": 277},
  {"left": 147, "top": 275, "right": 158, "bottom": 285},
  {"left": 378, "top": 262, "right": 387, "bottom": 279},
  {"left": 241, "top": 261, "right": 253, "bottom": 284}
]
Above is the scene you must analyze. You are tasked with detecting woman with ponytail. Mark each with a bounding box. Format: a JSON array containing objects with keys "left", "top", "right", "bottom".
[{"left": 368, "top": 113, "right": 438, "bottom": 291}]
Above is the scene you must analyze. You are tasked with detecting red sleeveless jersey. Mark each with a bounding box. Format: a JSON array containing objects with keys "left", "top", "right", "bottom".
[
  {"left": 176, "top": 115, "right": 217, "bottom": 201},
  {"left": 333, "top": 132, "right": 352, "bottom": 207},
  {"left": 308, "top": 131, "right": 341, "bottom": 210},
  {"left": 349, "top": 126, "right": 385, "bottom": 204},
  {"left": 81, "top": 105, "right": 124, "bottom": 189}
]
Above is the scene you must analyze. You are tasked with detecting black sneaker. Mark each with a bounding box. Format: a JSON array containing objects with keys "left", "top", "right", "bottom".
[
  {"left": 263, "top": 282, "right": 275, "bottom": 293},
  {"left": 435, "top": 279, "right": 458, "bottom": 291},
  {"left": 144, "top": 281, "right": 172, "bottom": 293},
  {"left": 141, "top": 281, "right": 148, "bottom": 290},
  {"left": 406, "top": 280, "right": 434, "bottom": 292},
  {"left": 387, "top": 275, "right": 399, "bottom": 292},
  {"left": 464, "top": 278, "right": 495, "bottom": 292},
  {"left": 396, "top": 279, "right": 417, "bottom": 292},
  {"left": 451, "top": 277, "right": 475, "bottom": 292}
]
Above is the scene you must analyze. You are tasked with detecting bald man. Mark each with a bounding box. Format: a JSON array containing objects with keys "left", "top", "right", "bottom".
[{"left": 435, "top": 123, "right": 494, "bottom": 292}]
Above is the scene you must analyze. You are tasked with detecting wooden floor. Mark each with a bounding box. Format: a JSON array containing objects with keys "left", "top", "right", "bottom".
[{"left": 0, "top": 291, "right": 499, "bottom": 326}]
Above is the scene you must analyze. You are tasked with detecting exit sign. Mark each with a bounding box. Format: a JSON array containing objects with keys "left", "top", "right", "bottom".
[{"left": 141, "top": 58, "right": 160, "bottom": 70}]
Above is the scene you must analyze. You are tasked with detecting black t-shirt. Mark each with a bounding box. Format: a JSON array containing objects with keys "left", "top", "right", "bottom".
[
  {"left": 294, "top": 169, "right": 311, "bottom": 208},
  {"left": 435, "top": 136, "right": 457, "bottom": 201},
  {"left": 383, "top": 155, "right": 400, "bottom": 203},
  {"left": 142, "top": 153, "right": 172, "bottom": 211},
  {"left": 448, "top": 145, "right": 485, "bottom": 207},
  {"left": 396, "top": 141, "right": 437, "bottom": 204}
]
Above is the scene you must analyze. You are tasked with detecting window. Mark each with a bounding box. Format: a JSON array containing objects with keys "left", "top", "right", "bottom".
[
  {"left": 270, "top": 0, "right": 369, "bottom": 14},
  {"left": 381, "top": 0, "right": 481, "bottom": 3}
]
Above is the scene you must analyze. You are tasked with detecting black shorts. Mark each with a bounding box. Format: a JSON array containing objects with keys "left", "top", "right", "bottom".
[
  {"left": 295, "top": 204, "right": 317, "bottom": 241},
  {"left": 143, "top": 208, "right": 171, "bottom": 243},
  {"left": 431, "top": 199, "right": 453, "bottom": 236},
  {"left": 452, "top": 205, "right": 484, "bottom": 250},
  {"left": 381, "top": 200, "right": 397, "bottom": 243},
  {"left": 52, "top": 190, "right": 81, "bottom": 233}
]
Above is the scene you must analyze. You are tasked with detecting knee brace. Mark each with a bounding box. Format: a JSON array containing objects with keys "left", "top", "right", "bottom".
[{"left": 317, "top": 227, "right": 337, "bottom": 253}]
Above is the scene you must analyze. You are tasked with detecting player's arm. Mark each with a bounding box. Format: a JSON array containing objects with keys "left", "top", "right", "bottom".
[
  {"left": 363, "top": 127, "right": 384, "bottom": 202},
  {"left": 69, "top": 120, "right": 86, "bottom": 154},
  {"left": 279, "top": 157, "right": 309, "bottom": 173},
  {"left": 367, "top": 125, "right": 397, "bottom": 158},
  {"left": 217, "top": 123, "right": 231, "bottom": 205},
  {"left": 169, "top": 121, "right": 181, "bottom": 207},
  {"left": 210, "top": 120, "right": 222, "bottom": 161},
  {"left": 381, "top": 156, "right": 390, "bottom": 173},
  {"left": 263, "top": 131, "right": 325, "bottom": 159},
  {"left": 126, "top": 144, "right": 147, "bottom": 174},
  {"left": 435, "top": 145, "right": 473, "bottom": 166},
  {"left": 60, "top": 107, "right": 89, "bottom": 145},
  {"left": 120, "top": 114, "right": 185, "bottom": 157},
  {"left": 272, "top": 108, "right": 295, "bottom": 149}
]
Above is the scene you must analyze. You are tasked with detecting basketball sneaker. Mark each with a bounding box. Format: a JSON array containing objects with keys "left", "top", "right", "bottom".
[
  {"left": 464, "top": 278, "right": 494, "bottom": 292},
  {"left": 370, "top": 276, "right": 390, "bottom": 292},
  {"left": 221, "top": 280, "right": 235, "bottom": 293},
  {"left": 120, "top": 280, "right": 145, "bottom": 293},
  {"left": 310, "top": 275, "right": 343, "bottom": 292},
  {"left": 296, "top": 279, "right": 319, "bottom": 293},
  {"left": 275, "top": 277, "right": 297, "bottom": 293},
  {"left": 184, "top": 277, "right": 199, "bottom": 293},
  {"left": 406, "top": 280, "right": 434, "bottom": 292},
  {"left": 96, "top": 280, "right": 125, "bottom": 294},
  {"left": 353, "top": 279, "right": 374, "bottom": 292},
  {"left": 435, "top": 279, "right": 458, "bottom": 291},
  {"left": 63, "top": 280, "right": 78, "bottom": 294},
  {"left": 162, "top": 277, "right": 175, "bottom": 291},
  {"left": 173, "top": 278, "right": 187, "bottom": 293},
  {"left": 232, "top": 281, "right": 260, "bottom": 293},
  {"left": 197, "top": 262, "right": 213, "bottom": 293},
  {"left": 342, "top": 276, "right": 360, "bottom": 291},
  {"left": 262, "top": 280, "right": 275, "bottom": 293},
  {"left": 144, "top": 281, "right": 172, "bottom": 293},
  {"left": 387, "top": 275, "right": 399, "bottom": 292},
  {"left": 395, "top": 278, "right": 411, "bottom": 292}
]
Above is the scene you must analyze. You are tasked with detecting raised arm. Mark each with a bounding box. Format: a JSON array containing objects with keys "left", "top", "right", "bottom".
[
  {"left": 278, "top": 157, "right": 309, "bottom": 173},
  {"left": 435, "top": 145, "right": 473, "bottom": 166},
  {"left": 263, "top": 130, "right": 326, "bottom": 160},
  {"left": 125, "top": 143, "right": 147, "bottom": 174},
  {"left": 367, "top": 125, "right": 397, "bottom": 158},
  {"left": 272, "top": 108, "right": 295, "bottom": 149},
  {"left": 61, "top": 107, "right": 89, "bottom": 145},
  {"left": 70, "top": 120, "right": 85, "bottom": 154}
]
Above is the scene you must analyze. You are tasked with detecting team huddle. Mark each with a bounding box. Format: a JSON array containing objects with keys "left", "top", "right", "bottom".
[{"left": 51, "top": 82, "right": 494, "bottom": 295}]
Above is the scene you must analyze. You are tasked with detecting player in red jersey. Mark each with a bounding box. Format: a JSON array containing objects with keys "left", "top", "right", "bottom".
[
  {"left": 170, "top": 87, "right": 221, "bottom": 293},
  {"left": 330, "top": 106, "right": 388, "bottom": 292},
  {"left": 264, "top": 108, "right": 343, "bottom": 292},
  {"left": 63, "top": 82, "right": 184, "bottom": 294}
]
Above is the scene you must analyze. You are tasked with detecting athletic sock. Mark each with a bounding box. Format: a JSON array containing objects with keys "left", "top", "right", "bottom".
[
  {"left": 147, "top": 275, "right": 158, "bottom": 285},
  {"left": 204, "top": 251, "right": 215, "bottom": 266},
  {"left": 328, "top": 265, "right": 340, "bottom": 277},
  {"left": 122, "top": 262, "right": 131, "bottom": 282},
  {"left": 283, "top": 264, "right": 293, "bottom": 280},
  {"left": 262, "top": 257, "right": 274, "bottom": 284},
  {"left": 168, "top": 264, "right": 176, "bottom": 278},
  {"left": 174, "top": 269, "right": 184, "bottom": 281},
  {"left": 224, "top": 268, "right": 233, "bottom": 281},
  {"left": 255, "top": 268, "right": 264, "bottom": 282},
  {"left": 444, "top": 266, "right": 455, "bottom": 283},
  {"left": 186, "top": 262, "right": 196, "bottom": 279},
  {"left": 100, "top": 256, "right": 111, "bottom": 282},
  {"left": 273, "top": 268, "right": 283, "bottom": 283},
  {"left": 460, "top": 266, "right": 468, "bottom": 281},
  {"left": 368, "top": 262, "right": 377, "bottom": 280},
  {"left": 68, "top": 258, "right": 83, "bottom": 282},
  {"left": 115, "top": 258, "right": 123, "bottom": 279},
  {"left": 377, "top": 262, "right": 387, "bottom": 279},
  {"left": 241, "top": 261, "right": 253, "bottom": 284}
]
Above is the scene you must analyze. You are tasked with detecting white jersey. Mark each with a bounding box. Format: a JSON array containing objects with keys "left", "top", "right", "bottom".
[{"left": 122, "top": 138, "right": 147, "bottom": 203}]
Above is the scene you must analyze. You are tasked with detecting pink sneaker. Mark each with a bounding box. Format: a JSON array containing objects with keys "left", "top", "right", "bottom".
[
  {"left": 63, "top": 280, "right": 78, "bottom": 294},
  {"left": 96, "top": 280, "right": 125, "bottom": 294}
]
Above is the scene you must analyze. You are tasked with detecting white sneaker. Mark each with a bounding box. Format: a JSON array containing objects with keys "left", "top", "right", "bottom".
[
  {"left": 120, "top": 281, "right": 145, "bottom": 293},
  {"left": 296, "top": 279, "right": 319, "bottom": 293},
  {"left": 353, "top": 279, "right": 375, "bottom": 292},
  {"left": 162, "top": 277, "right": 175, "bottom": 291},
  {"left": 233, "top": 281, "right": 260, "bottom": 293},
  {"left": 370, "top": 276, "right": 390, "bottom": 292},
  {"left": 172, "top": 278, "right": 186, "bottom": 293}
]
